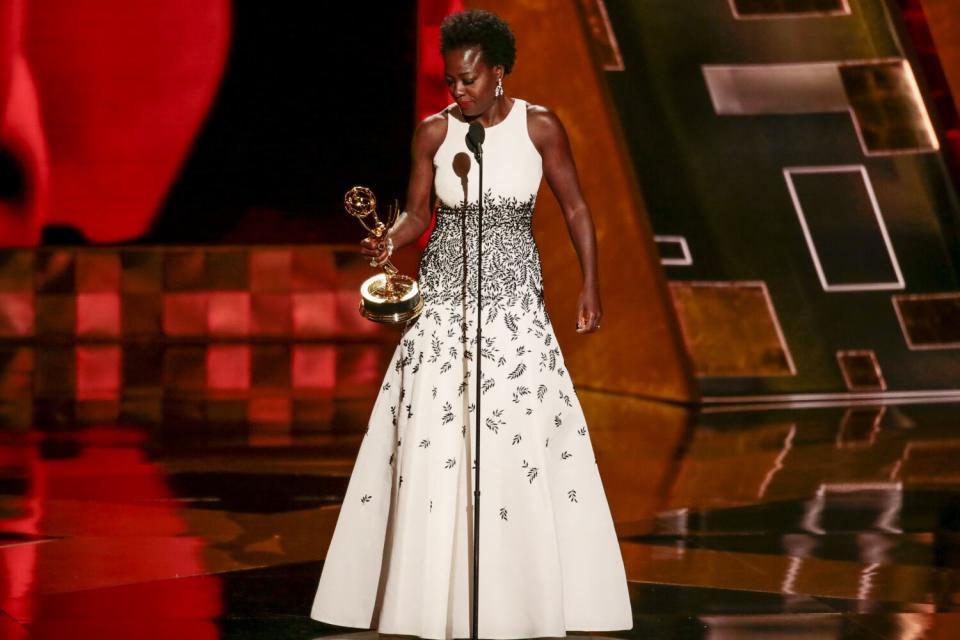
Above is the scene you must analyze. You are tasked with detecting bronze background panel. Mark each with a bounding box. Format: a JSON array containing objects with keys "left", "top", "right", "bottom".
[
  {"left": 669, "top": 282, "right": 794, "bottom": 378},
  {"left": 575, "top": 0, "right": 623, "bottom": 71}
]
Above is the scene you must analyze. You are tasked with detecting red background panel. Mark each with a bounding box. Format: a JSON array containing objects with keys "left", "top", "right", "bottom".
[{"left": 22, "top": 0, "right": 231, "bottom": 243}]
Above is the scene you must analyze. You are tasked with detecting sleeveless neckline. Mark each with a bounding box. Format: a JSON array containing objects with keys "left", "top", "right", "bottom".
[{"left": 449, "top": 98, "right": 523, "bottom": 132}]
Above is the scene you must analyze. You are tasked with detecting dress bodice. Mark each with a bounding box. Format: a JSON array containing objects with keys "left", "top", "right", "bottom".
[
  {"left": 419, "top": 98, "right": 547, "bottom": 308},
  {"left": 432, "top": 98, "right": 543, "bottom": 208}
]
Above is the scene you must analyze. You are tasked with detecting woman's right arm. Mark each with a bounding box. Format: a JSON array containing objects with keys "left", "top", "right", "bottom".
[{"left": 360, "top": 114, "right": 446, "bottom": 265}]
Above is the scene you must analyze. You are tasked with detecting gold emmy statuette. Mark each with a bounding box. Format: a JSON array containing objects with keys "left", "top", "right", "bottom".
[{"left": 345, "top": 185, "right": 424, "bottom": 324}]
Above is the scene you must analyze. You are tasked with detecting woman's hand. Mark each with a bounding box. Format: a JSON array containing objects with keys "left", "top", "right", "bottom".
[
  {"left": 575, "top": 284, "right": 602, "bottom": 333},
  {"left": 360, "top": 234, "right": 390, "bottom": 268}
]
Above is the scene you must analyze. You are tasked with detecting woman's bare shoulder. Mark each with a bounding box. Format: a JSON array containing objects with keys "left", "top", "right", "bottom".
[
  {"left": 413, "top": 107, "right": 452, "bottom": 153},
  {"left": 524, "top": 102, "right": 566, "bottom": 149}
]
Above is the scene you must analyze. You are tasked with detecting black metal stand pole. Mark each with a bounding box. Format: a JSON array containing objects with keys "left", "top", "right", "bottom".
[{"left": 471, "top": 146, "right": 483, "bottom": 640}]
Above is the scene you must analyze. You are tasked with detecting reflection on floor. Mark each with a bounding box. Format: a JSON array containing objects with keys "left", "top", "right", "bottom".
[{"left": 1, "top": 345, "right": 958, "bottom": 639}]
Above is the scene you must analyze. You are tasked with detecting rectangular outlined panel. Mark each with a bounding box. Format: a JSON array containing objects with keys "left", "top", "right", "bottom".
[
  {"left": 783, "top": 165, "right": 905, "bottom": 292},
  {"left": 892, "top": 292, "right": 960, "bottom": 350},
  {"left": 728, "top": 0, "right": 850, "bottom": 19},
  {"left": 836, "top": 350, "right": 886, "bottom": 391},
  {"left": 654, "top": 235, "right": 692, "bottom": 266}
]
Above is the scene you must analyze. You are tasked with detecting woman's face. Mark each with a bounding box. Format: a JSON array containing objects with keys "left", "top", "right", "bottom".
[{"left": 443, "top": 45, "right": 502, "bottom": 118}]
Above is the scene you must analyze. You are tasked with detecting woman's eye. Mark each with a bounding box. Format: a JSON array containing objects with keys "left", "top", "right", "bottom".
[{"left": 463, "top": 79, "right": 475, "bottom": 85}]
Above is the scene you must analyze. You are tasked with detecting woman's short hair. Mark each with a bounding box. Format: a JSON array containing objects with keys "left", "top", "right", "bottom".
[{"left": 440, "top": 9, "right": 517, "bottom": 74}]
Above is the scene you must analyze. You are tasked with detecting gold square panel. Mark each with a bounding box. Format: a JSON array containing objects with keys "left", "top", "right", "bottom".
[
  {"left": 891, "top": 292, "right": 960, "bottom": 349},
  {"left": 840, "top": 60, "right": 939, "bottom": 155},
  {"left": 668, "top": 281, "right": 795, "bottom": 378}
]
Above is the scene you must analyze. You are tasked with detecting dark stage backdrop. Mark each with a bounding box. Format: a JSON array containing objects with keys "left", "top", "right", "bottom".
[{"left": 148, "top": 3, "right": 418, "bottom": 245}]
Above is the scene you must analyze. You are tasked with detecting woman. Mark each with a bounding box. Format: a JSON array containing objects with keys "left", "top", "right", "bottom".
[{"left": 310, "top": 9, "right": 632, "bottom": 639}]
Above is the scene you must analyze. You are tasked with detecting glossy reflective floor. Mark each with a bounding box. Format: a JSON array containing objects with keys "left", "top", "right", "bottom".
[{"left": 1, "top": 345, "right": 959, "bottom": 639}]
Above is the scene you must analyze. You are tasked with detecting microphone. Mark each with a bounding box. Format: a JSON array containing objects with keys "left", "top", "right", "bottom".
[{"left": 466, "top": 122, "right": 484, "bottom": 161}]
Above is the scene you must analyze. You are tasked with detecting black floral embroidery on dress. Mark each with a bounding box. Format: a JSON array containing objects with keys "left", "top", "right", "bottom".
[
  {"left": 561, "top": 451, "right": 572, "bottom": 460},
  {"left": 578, "top": 426, "right": 587, "bottom": 436},
  {"left": 527, "top": 467, "right": 538, "bottom": 483},
  {"left": 419, "top": 439, "right": 431, "bottom": 448},
  {"left": 481, "top": 375, "right": 495, "bottom": 395},
  {"left": 567, "top": 489, "right": 578, "bottom": 503},
  {"left": 512, "top": 433, "right": 521, "bottom": 445},
  {"left": 512, "top": 385, "right": 531, "bottom": 403},
  {"left": 444, "top": 458, "right": 456, "bottom": 469},
  {"left": 499, "top": 507, "right": 508, "bottom": 521},
  {"left": 361, "top": 494, "right": 372, "bottom": 504},
  {"left": 486, "top": 408, "right": 505, "bottom": 434},
  {"left": 418, "top": 192, "right": 545, "bottom": 309}
]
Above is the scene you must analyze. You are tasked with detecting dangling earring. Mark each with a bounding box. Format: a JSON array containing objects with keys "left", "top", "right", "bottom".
[{"left": 495, "top": 76, "right": 504, "bottom": 97}]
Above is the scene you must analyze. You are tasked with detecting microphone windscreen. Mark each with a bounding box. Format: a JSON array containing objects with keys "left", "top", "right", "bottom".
[
  {"left": 466, "top": 122, "right": 485, "bottom": 154},
  {"left": 468, "top": 122, "right": 485, "bottom": 146}
]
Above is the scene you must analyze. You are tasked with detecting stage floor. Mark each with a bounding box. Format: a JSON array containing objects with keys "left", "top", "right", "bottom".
[{"left": 0, "top": 344, "right": 957, "bottom": 639}]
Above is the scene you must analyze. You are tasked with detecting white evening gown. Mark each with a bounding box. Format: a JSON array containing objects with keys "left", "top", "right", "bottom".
[{"left": 310, "top": 98, "right": 632, "bottom": 639}]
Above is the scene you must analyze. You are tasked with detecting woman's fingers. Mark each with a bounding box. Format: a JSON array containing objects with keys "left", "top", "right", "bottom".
[
  {"left": 576, "top": 308, "right": 602, "bottom": 333},
  {"left": 576, "top": 305, "right": 589, "bottom": 333},
  {"left": 359, "top": 236, "right": 379, "bottom": 255},
  {"left": 360, "top": 236, "right": 390, "bottom": 267}
]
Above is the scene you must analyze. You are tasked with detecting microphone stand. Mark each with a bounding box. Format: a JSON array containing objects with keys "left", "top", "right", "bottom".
[{"left": 466, "top": 124, "right": 484, "bottom": 640}]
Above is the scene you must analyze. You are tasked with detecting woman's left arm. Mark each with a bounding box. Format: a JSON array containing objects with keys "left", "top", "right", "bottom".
[{"left": 528, "top": 107, "right": 601, "bottom": 334}]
